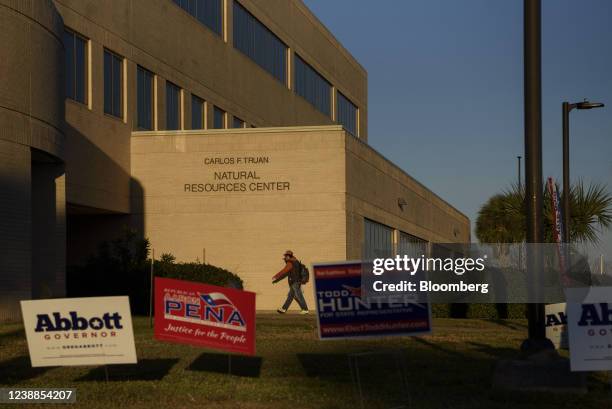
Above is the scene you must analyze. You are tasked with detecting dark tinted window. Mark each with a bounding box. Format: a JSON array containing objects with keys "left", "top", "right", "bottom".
[
  {"left": 104, "top": 49, "right": 123, "bottom": 118},
  {"left": 213, "top": 106, "right": 225, "bottom": 129},
  {"left": 191, "top": 95, "right": 204, "bottom": 129},
  {"left": 64, "top": 29, "right": 87, "bottom": 104},
  {"left": 137, "top": 66, "right": 154, "bottom": 130},
  {"left": 294, "top": 54, "right": 331, "bottom": 116},
  {"left": 233, "top": 1, "right": 286, "bottom": 84},
  {"left": 337, "top": 92, "right": 358, "bottom": 136},
  {"left": 232, "top": 117, "right": 244, "bottom": 128},
  {"left": 173, "top": 0, "right": 222, "bottom": 35},
  {"left": 166, "top": 81, "right": 181, "bottom": 130}
]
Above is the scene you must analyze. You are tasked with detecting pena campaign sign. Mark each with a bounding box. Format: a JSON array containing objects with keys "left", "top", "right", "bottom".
[
  {"left": 313, "top": 261, "right": 431, "bottom": 339},
  {"left": 20, "top": 296, "right": 137, "bottom": 367},
  {"left": 567, "top": 287, "right": 612, "bottom": 371},
  {"left": 154, "top": 277, "right": 256, "bottom": 355},
  {"left": 545, "top": 303, "right": 568, "bottom": 349}
]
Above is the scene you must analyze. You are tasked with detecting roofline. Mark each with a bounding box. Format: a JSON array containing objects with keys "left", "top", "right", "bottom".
[
  {"left": 293, "top": 0, "right": 367, "bottom": 76},
  {"left": 131, "top": 125, "right": 344, "bottom": 137},
  {"left": 132, "top": 125, "right": 468, "bottom": 222}
]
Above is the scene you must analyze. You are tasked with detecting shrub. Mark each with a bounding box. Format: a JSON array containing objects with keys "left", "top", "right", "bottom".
[{"left": 67, "top": 229, "right": 242, "bottom": 314}]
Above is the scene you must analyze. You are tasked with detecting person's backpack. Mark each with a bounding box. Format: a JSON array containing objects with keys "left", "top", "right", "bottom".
[{"left": 298, "top": 260, "right": 310, "bottom": 284}]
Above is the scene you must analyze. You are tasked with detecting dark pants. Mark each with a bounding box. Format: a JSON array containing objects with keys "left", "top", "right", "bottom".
[{"left": 282, "top": 281, "right": 308, "bottom": 310}]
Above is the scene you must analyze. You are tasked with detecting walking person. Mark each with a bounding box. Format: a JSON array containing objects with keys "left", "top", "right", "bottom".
[{"left": 272, "top": 250, "right": 309, "bottom": 314}]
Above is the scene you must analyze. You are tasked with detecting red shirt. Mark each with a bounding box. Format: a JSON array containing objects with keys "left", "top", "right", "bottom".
[{"left": 272, "top": 260, "right": 294, "bottom": 283}]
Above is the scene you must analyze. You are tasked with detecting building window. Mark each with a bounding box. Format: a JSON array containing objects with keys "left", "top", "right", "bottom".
[
  {"left": 232, "top": 117, "right": 245, "bottom": 128},
  {"left": 364, "top": 219, "right": 394, "bottom": 260},
  {"left": 172, "top": 0, "right": 222, "bottom": 35},
  {"left": 166, "top": 81, "right": 181, "bottom": 130},
  {"left": 294, "top": 54, "right": 331, "bottom": 116},
  {"left": 398, "top": 232, "right": 428, "bottom": 257},
  {"left": 337, "top": 91, "right": 358, "bottom": 136},
  {"left": 64, "top": 29, "right": 87, "bottom": 104},
  {"left": 137, "top": 66, "right": 154, "bottom": 130},
  {"left": 191, "top": 95, "right": 204, "bottom": 129},
  {"left": 233, "top": 1, "right": 287, "bottom": 84},
  {"left": 103, "top": 49, "right": 123, "bottom": 118},
  {"left": 213, "top": 106, "right": 225, "bottom": 129}
]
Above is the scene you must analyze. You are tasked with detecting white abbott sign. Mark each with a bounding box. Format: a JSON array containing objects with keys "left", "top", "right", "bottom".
[
  {"left": 545, "top": 303, "right": 568, "bottom": 350},
  {"left": 20, "top": 296, "right": 137, "bottom": 367},
  {"left": 566, "top": 287, "right": 612, "bottom": 372}
]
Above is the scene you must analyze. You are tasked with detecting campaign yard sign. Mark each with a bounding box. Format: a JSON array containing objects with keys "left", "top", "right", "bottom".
[
  {"left": 545, "top": 303, "right": 568, "bottom": 349},
  {"left": 313, "top": 261, "right": 431, "bottom": 339},
  {"left": 20, "top": 296, "right": 137, "bottom": 367},
  {"left": 154, "top": 277, "right": 256, "bottom": 355},
  {"left": 567, "top": 287, "right": 612, "bottom": 371}
]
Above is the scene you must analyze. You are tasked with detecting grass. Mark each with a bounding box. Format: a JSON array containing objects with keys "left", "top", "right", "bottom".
[{"left": 0, "top": 314, "right": 610, "bottom": 409}]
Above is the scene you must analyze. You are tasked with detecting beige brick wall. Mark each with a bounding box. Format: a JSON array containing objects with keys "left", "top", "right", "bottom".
[{"left": 131, "top": 126, "right": 348, "bottom": 310}]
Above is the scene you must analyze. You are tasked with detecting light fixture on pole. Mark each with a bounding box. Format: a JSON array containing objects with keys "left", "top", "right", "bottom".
[{"left": 562, "top": 100, "right": 604, "bottom": 242}]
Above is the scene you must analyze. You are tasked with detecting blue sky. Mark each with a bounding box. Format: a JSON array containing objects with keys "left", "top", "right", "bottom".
[{"left": 305, "top": 0, "right": 612, "bottom": 261}]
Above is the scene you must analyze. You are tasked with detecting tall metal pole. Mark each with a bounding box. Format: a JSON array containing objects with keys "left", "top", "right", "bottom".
[
  {"left": 149, "top": 248, "right": 155, "bottom": 328},
  {"left": 518, "top": 155, "right": 523, "bottom": 271},
  {"left": 562, "top": 102, "right": 571, "bottom": 243},
  {"left": 523, "top": 0, "right": 547, "bottom": 345}
]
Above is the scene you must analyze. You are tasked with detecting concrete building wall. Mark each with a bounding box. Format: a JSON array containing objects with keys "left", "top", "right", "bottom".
[
  {"left": 0, "top": 0, "right": 65, "bottom": 321},
  {"left": 130, "top": 126, "right": 348, "bottom": 309},
  {"left": 54, "top": 0, "right": 367, "bottom": 216},
  {"left": 0, "top": 140, "right": 32, "bottom": 322},
  {"left": 344, "top": 136, "right": 470, "bottom": 259},
  {"left": 131, "top": 126, "right": 470, "bottom": 309}
]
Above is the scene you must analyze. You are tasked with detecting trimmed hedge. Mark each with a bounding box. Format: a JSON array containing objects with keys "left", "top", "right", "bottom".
[{"left": 67, "top": 230, "right": 242, "bottom": 314}]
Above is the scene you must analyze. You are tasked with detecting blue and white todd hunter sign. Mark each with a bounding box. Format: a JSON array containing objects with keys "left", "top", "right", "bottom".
[
  {"left": 20, "top": 296, "right": 137, "bottom": 367},
  {"left": 313, "top": 261, "right": 431, "bottom": 339},
  {"left": 566, "top": 287, "right": 612, "bottom": 371}
]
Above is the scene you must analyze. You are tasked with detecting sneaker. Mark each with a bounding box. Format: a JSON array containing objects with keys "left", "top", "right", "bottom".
[
  {"left": 277, "top": 308, "right": 287, "bottom": 314},
  {"left": 300, "top": 310, "right": 310, "bottom": 315}
]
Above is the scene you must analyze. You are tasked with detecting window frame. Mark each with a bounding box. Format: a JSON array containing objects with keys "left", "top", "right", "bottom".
[
  {"left": 64, "top": 28, "right": 88, "bottom": 105},
  {"left": 232, "top": 116, "right": 245, "bottom": 129},
  {"left": 103, "top": 48, "right": 124, "bottom": 119},
  {"left": 136, "top": 65, "right": 154, "bottom": 131},
  {"left": 213, "top": 106, "right": 226, "bottom": 129},
  {"left": 171, "top": 0, "right": 223, "bottom": 36},
  {"left": 233, "top": 1, "right": 287, "bottom": 84},
  {"left": 336, "top": 91, "right": 358, "bottom": 137},
  {"left": 191, "top": 94, "right": 205, "bottom": 130},
  {"left": 294, "top": 53, "right": 332, "bottom": 116},
  {"left": 165, "top": 81, "right": 182, "bottom": 130}
]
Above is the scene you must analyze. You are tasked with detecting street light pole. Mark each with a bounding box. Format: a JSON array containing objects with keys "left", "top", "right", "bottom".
[
  {"left": 562, "top": 102, "right": 570, "bottom": 242},
  {"left": 561, "top": 100, "right": 604, "bottom": 242}
]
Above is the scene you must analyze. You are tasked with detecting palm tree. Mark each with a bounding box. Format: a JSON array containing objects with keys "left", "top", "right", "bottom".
[{"left": 476, "top": 181, "right": 612, "bottom": 245}]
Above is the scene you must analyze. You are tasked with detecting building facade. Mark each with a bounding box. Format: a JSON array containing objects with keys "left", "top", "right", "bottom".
[{"left": 0, "top": 0, "right": 468, "bottom": 319}]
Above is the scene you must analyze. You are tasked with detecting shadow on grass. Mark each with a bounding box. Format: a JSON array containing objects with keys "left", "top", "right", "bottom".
[
  {"left": 186, "top": 353, "right": 262, "bottom": 378},
  {"left": 412, "top": 337, "right": 467, "bottom": 358},
  {"left": 0, "top": 328, "right": 25, "bottom": 344},
  {"left": 467, "top": 341, "right": 517, "bottom": 358},
  {"left": 76, "top": 358, "right": 179, "bottom": 382},
  {"left": 0, "top": 356, "right": 53, "bottom": 385},
  {"left": 296, "top": 353, "right": 351, "bottom": 381},
  {"left": 486, "top": 319, "right": 528, "bottom": 330}
]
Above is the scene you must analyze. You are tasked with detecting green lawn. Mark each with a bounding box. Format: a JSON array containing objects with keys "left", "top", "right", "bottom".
[{"left": 0, "top": 315, "right": 609, "bottom": 409}]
